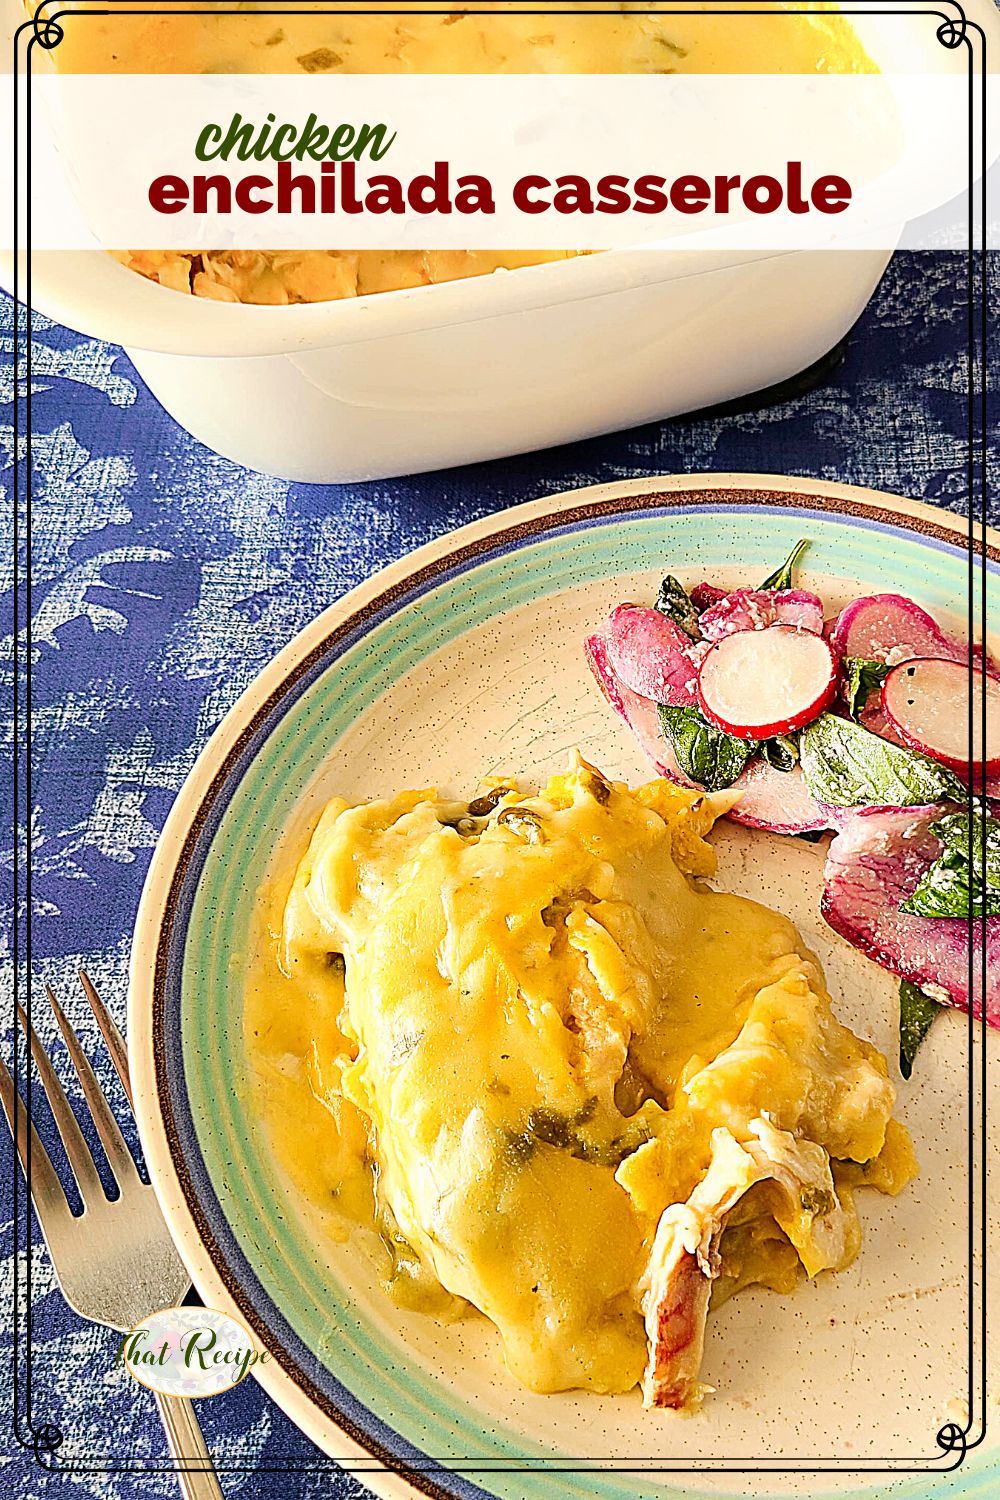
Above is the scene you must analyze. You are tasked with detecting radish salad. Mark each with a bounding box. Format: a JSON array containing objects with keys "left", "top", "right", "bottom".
[{"left": 585, "top": 540, "right": 997, "bottom": 1075}]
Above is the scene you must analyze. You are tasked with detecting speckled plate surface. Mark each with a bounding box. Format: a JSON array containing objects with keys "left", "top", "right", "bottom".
[{"left": 128, "top": 475, "right": 998, "bottom": 1499}]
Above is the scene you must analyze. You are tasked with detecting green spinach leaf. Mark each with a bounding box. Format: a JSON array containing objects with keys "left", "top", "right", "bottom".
[
  {"left": 657, "top": 705, "right": 757, "bottom": 791},
  {"left": 900, "top": 808, "right": 1000, "bottom": 919},
  {"left": 654, "top": 575, "right": 701, "bottom": 641},
  {"left": 760, "top": 733, "right": 799, "bottom": 773},
  {"left": 760, "top": 538, "right": 810, "bottom": 591},
  {"left": 843, "top": 657, "right": 891, "bottom": 719},
  {"left": 799, "top": 713, "right": 966, "bottom": 808},
  {"left": 899, "top": 979, "right": 946, "bottom": 1080}
]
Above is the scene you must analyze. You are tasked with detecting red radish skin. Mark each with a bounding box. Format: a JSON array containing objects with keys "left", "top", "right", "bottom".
[
  {"left": 829, "top": 592, "right": 997, "bottom": 674},
  {"left": 697, "top": 626, "right": 839, "bottom": 739},
  {"left": 881, "top": 658, "right": 1000, "bottom": 778},
  {"left": 605, "top": 605, "right": 702, "bottom": 706},
  {"left": 699, "top": 588, "right": 824, "bottom": 642},
  {"left": 821, "top": 804, "right": 999, "bottom": 1029},
  {"left": 586, "top": 628, "right": 839, "bottom": 834},
  {"left": 829, "top": 593, "right": 962, "bottom": 663},
  {"left": 691, "top": 582, "right": 727, "bottom": 614},
  {"left": 584, "top": 631, "right": 695, "bottom": 787}
]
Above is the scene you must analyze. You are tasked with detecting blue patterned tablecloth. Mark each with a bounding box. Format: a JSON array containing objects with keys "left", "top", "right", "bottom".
[{"left": 2, "top": 251, "right": 995, "bottom": 1499}]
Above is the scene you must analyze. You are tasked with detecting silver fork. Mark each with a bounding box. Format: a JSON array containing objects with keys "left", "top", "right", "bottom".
[{"left": 1, "top": 970, "right": 224, "bottom": 1499}]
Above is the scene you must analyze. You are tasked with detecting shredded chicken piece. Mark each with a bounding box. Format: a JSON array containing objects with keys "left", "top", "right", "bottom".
[{"left": 641, "top": 1117, "right": 849, "bottom": 1409}]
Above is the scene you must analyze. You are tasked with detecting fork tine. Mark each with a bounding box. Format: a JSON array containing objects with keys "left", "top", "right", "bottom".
[
  {"left": 78, "top": 968, "right": 132, "bottom": 1107},
  {"left": 16, "top": 1000, "right": 105, "bottom": 1205},
  {"left": 45, "top": 986, "right": 139, "bottom": 1190},
  {"left": 0, "top": 1050, "right": 74, "bottom": 1227}
]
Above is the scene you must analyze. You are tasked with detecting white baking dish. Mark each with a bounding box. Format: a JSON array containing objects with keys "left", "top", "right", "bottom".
[{"left": 2, "top": 6, "right": 986, "bottom": 483}]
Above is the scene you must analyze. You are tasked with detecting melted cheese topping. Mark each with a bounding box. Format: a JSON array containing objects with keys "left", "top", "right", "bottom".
[
  {"left": 51, "top": 1, "right": 874, "bottom": 304},
  {"left": 53, "top": 1, "right": 875, "bottom": 76},
  {"left": 247, "top": 760, "right": 915, "bottom": 1397}
]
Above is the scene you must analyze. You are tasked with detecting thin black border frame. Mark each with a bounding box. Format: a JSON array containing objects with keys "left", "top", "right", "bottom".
[{"left": 7, "top": 0, "right": 990, "bottom": 1486}]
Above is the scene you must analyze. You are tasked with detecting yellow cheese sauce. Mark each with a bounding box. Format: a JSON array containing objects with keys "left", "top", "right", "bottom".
[
  {"left": 246, "top": 760, "right": 915, "bottom": 1400},
  {"left": 49, "top": 1, "right": 874, "bottom": 304},
  {"left": 53, "top": 1, "right": 875, "bottom": 76}
]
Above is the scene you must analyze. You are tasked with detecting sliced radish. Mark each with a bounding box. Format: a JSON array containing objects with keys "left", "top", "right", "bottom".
[
  {"left": 881, "top": 657, "right": 1000, "bottom": 779},
  {"left": 699, "top": 587, "right": 824, "bottom": 642},
  {"left": 605, "top": 604, "right": 701, "bottom": 706},
  {"left": 690, "top": 582, "right": 727, "bottom": 613},
  {"left": 821, "top": 804, "right": 999, "bottom": 1028},
  {"left": 828, "top": 592, "right": 988, "bottom": 670},
  {"left": 726, "top": 759, "right": 841, "bottom": 835},
  {"left": 697, "top": 626, "right": 839, "bottom": 739},
  {"left": 862, "top": 697, "right": 1000, "bottom": 794},
  {"left": 584, "top": 630, "right": 695, "bottom": 787},
  {"left": 586, "top": 628, "right": 838, "bottom": 833}
]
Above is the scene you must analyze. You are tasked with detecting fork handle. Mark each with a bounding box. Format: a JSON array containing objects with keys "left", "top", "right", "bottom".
[{"left": 153, "top": 1391, "right": 225, "bottom": 1499}]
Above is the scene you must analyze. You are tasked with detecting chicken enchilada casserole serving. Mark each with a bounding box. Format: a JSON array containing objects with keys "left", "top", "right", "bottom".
[{"left": 247, "top": 757, "right": 915, "bottom": 1410}]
